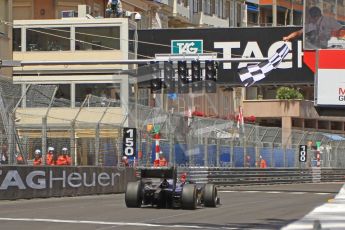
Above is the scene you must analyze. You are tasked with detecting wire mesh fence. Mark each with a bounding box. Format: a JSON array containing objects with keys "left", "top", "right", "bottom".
[{"left": 0, "top": 82, "right": 344, "bottom": 168}]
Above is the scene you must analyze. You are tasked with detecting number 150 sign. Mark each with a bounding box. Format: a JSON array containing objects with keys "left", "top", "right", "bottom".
[{"left": 123, "top": 128, "right": 136, "bottom": 156}]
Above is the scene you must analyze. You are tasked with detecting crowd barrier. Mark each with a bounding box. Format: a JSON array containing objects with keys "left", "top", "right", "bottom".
[
  {"left": 1, "top": 166, "right": 343, "bottom": 200},
  {"left": 0, "top": 166, "right": 136, "bottom": 200},
  {"left": 180, "top": 167, "right": 345, "bottom": 186}
]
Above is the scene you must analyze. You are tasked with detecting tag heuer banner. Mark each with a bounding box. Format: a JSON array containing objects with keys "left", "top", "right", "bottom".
[{"left": 138, "top": 27, "right": 314, "bottom": 85}]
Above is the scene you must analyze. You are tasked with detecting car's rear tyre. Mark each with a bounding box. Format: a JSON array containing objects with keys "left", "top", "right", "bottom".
[
  {"left": 182, "top": 184, "right": 197, "bottom": 210},
  {"left": 203, "top": 184, "right": 217, "bottom": 207},
  {"left": 125, "top": 181, "right": 142, "bottom": 208}
]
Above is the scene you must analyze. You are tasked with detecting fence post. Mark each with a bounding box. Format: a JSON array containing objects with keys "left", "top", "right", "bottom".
[
  {"left": 255, "top": 145, "right": 260, "bottom": 168},
  {"left": 41, "top": 117, "right": 47, "bottom": 165},
  {"left": 271, "top": 144, "right": 274, "bottom": 167},
  {"left": 231, "top": 139, "right": 234, "bottom": 168},
  {"left": 117, "top": 127, "right": 122, "bottom": 166},
  {"left": 146, "top": 134, "right": 151, "bottom": 166},
  {"left": 70, "top": 121, "right": 76, "bottom": 166},
  {"left": 283, "top": 147, "right": 286, "bottom": 167},
  {"left": 169, "top": 131, "right": 174, "bottom": 166},
  {"left": 95, "top": 124, "right": 100, "bottom": 166},
  {"left": 216, "top": 138, "right": 220, "bottom": 167},
  {"left": 243, "top": 138, "right": 246, "bottom": 167},
  {"left": 204, "top": 137, "right": 208, "bottom": 167},
  {"left": 8, "top": 117, "right": 15, "bottom": 165}
]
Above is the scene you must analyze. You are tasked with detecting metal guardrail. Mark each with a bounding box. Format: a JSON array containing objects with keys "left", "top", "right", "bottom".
[{"left": 178, "top": 167, "right": 345, "bottom": 186}]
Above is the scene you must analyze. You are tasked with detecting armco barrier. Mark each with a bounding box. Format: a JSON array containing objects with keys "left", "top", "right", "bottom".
[
  {"left": 0, "top": 166, "right": 136, "bottom": 200},
  {"left": 180, "top": 167, "right": 345, "bottom": 186}
]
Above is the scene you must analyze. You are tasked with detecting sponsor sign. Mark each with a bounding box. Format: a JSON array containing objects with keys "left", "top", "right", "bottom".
[
  {"left": 123, "top": 128, "right": 136, "bottom": 156},
  {"left": 171, "top": 40, "right": 203, "bottom": 54},
  {"left": 138, "top": 27, "right": 314, "bottom": 85},
  {"left": 0, "top": 166, "right": 135, "bottom": 200},
  {"left": 316, "top": 50, "right": 345, "bottom": 106}
]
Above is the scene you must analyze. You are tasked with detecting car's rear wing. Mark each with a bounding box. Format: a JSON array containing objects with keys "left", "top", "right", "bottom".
[{"left": 140, "top": 167, "right": 177, "bottom": 180}]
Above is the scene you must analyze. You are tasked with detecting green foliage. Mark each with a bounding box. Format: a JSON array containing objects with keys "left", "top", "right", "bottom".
[{"left": 276, "top": 87, "right": 304, "bottom": 100}]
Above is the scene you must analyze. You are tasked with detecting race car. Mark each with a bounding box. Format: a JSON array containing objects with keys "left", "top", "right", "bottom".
[{"left": 125, "top": 166, "right": 219, "bottom": 209}]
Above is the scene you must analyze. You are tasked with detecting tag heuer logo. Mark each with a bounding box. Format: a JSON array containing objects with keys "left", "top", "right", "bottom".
[{"left": 171, "top": 40, "right": 203, "bottom": 54}]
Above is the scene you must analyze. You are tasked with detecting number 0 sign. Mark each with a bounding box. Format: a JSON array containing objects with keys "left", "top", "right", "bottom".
[
  {"left": 123, "top": 128, "right": 136, "bottom": 156},
  {"left": 299, "top": 145, "right": 307, "bottom": 162}
]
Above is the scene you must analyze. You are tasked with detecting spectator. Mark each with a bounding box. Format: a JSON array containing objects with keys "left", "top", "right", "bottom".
[
  {"left": 154, "top": 151, "right": 168, "bottom": 167},
  {"left": 56, "top": 147, "right": 69, "bottom": 166},
  {"left": 180, "top": 172, "right": 187, "bottom": 183},
  {"left": 245, "top": 154, "right": 251, "bottom": 167},
  {"left": 33, "top": 149, "right": 42, "bottom": 166},
  {"left": 121, "top": 156, "right": 129, "bottom": 167},
  {"left": 0, "top": 144, "right": 8, "bottom": 165},
  {"left": 259, "top": 155, "right": 267, "bottom": 169},
  {"left": 16, "top": 153, "right": 25, "bottom": 164},
  {"left": 46, "top": 147, "right": 56, "bottom": 165},
  {"left": 106, "top": 0, "right": 123, "bottom": 18},
  {"left": 283, "top": 6, "right": 343, "bottom": 49}
]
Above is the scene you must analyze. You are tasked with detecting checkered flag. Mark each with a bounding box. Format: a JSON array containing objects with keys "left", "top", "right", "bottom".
[{"left": 238, "top": 43, "right": 290, "bottom": 87}]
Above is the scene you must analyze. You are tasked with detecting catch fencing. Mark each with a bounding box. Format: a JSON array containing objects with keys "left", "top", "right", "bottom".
[{"left": 0, "top": 81, "right": 344, "bottom": 168}]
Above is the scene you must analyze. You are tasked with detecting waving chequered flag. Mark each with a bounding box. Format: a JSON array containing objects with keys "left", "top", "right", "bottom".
[{"left": 238, "top": 43, "right": 290, "bottom": 87}]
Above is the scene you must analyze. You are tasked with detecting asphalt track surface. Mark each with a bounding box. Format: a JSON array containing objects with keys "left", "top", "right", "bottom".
[{"left": 0, "top": 183, "right": 343, "bottom": 230}]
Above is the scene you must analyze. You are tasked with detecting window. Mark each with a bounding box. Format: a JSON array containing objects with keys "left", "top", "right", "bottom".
[
  {"left": 13, "top": 28, "right": 22, "bottom": 51},
  {"left": 75, "top": 27, "right": 120, "bottom": 51},
  {"left": 215, "top": 0, "right": 219, "bottom": 16},
  {"left": 225, "top": 1, "right": 230, "bottom": 19},
  {"left": 26, "top": 27, "right": 70, "bottom": 51},
  {"left": 25, "top": 84, "right": 70, "bottom": 108},
  {"left": 53, "top": 85, "right": 71, "bottom": 107},
  {"left": 75, "top": 83, "right": 120, "bottom": 107},
  {"left": 215, "top": 0, "right": 224, "bottom": 17},
  {"left": 193, "top": 0, "right": 199, "bottom": 13},
  {"left": 0, "top": 1, "right": 8, "bottom": 35},
  {"left": 128, "top": 24, "right": 137, "bottom": 55},
  {"left": 210, "top": 0, "right": 214, "bottom": 15},
  {"left": 203, "top": 0, "right": 211, "bottom": 15}
]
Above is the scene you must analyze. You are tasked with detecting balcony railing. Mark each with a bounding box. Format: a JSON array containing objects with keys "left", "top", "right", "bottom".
[
  {"left": 243, "top": 99, "right": 320, "bottom": 118},
  {"left": 156, "top": 0, "right": 190, "bottom": 21},
  {"left": 192, "top": 12, "right": 229, "bottom": 27}
]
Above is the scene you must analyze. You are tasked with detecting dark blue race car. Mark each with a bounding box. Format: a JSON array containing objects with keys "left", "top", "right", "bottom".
[{"left": 125, "top": 167, "right": 220, "bottom": 209}]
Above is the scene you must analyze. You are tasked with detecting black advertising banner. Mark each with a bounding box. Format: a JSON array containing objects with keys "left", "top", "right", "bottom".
[
  {"left": 123, "top": 127, "right": 137, "bottom": 157},
  {"left": 137, "top": 27, "right": 314, "bottom": 85}
]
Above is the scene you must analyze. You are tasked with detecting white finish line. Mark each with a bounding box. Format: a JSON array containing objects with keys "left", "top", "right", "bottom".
[{"left": 0, "top": 217, "right": 237, "bottom": 230}]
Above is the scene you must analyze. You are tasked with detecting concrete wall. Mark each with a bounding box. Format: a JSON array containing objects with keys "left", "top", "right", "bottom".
[
  {"left": 0, "top": 166, "right": 136, "bottom": 200},
  {"left": 14, "top": 50, "right": 126, "bottom": 71},
  {"left": 16, "top": 107, "right": 125, "bottom": 127}
]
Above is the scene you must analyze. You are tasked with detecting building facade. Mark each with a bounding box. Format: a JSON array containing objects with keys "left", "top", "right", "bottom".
[
  {"left": 12, "top": 0, "right": 106, "bottom": 20},
  {"left": 12, "top": 16, "right": 137, "bottom": 164},
  {"left": 0, "top": 0, "right": 13, "bottom": 80}
]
